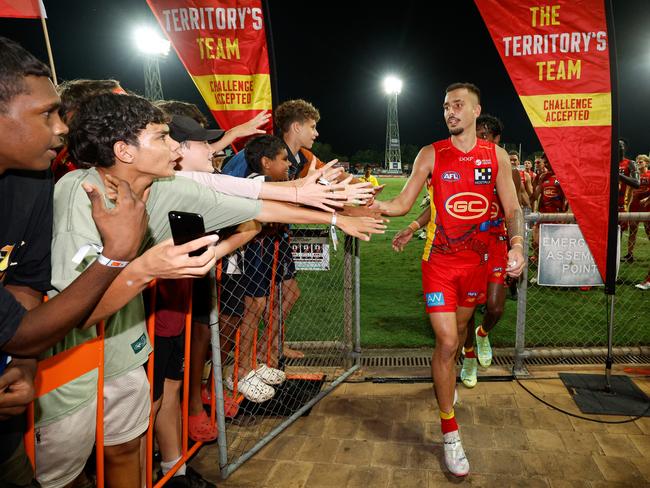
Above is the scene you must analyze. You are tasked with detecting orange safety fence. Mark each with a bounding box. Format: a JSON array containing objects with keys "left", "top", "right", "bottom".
[
  {"left": 24, "top": 320, "right": 106, "bottom": 488},
  {"left": 23, "top": 242, "right": 289, "bottom": 485}
]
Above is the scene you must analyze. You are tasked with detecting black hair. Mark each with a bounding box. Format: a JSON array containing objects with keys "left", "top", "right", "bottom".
[
  {"left": 244, "top": 135, "right": 286, "bottom": 174},
  {"left": 476, "top": 113, "right": 503, "bottom": 139},
  {"left": 57, "top": 79, "right": 122, "bottom": 121},
  {"left": 445, "top": 82, "right": 481, "bottom": 104},
  {"left": 507, "top": 150, "right": 519, "bottom": 157},
  {"left": 68, "top": 92, "right": 167, "bottom": 168},
  {"left": 0, "top": 37, "right": 51, "bottom": 112},
  {"left": 155, "top": 100, "right": 209, "bottom": 128}
]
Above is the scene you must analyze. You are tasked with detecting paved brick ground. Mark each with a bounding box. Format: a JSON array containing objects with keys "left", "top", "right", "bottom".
[{"left": 190, "top": 370, "right": 650, "bottom": 487}]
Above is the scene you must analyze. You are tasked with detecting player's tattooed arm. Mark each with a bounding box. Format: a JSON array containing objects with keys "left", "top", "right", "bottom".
[{"left": 619, "top": 159, "right": 640, "bottom": 189}]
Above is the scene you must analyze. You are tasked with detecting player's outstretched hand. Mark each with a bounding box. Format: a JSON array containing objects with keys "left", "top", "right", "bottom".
[{"left": 392, "top": 227, "right": 414, "bottom": 252}]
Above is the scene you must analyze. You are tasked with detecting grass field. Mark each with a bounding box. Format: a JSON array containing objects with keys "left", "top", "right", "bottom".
[{"left": 286, "top": 177, "right": 650, "bottom": 349}]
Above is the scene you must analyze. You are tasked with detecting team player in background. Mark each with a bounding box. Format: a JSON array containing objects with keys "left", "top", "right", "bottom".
[
  {"left": 377, "top": 83, "right": 524, "bottom": 477},
  {"left": 624, "top": 154, "right": 650, "bottom": 264}
]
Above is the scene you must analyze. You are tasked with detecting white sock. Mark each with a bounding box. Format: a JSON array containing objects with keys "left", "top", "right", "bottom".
[{"left": 160, "top": 456, "right": 186, "bottom": 476}]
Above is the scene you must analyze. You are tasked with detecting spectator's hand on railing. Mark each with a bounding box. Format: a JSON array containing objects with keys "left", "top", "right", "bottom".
[
  {"left": 136, "top": 235, "right": 220, "bottom": 280},
  {"left": 336, "top": 215, "right": 387, "bottom": 241},
  {"left": 392, "top": 227, "right": 414, "bottom": 252},
  {"left": 82, "top": 177, "right": 148, "bottom": 261},
  {"left": 0, "top": 362, "right": 35, "bottom": 421},
  {"left": 506, "top": 246, "right": 525, "bottom": 278}
]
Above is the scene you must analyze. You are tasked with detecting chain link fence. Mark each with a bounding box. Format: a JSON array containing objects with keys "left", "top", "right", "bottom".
[
  {"left": 514, "top": 212, "right": 650, "bottom": 371},
  {"left": 205, "top": 226, "right": 359, "bottom": 479}
]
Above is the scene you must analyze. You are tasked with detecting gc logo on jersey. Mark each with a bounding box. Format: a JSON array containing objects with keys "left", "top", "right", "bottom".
[
  {"left": 445, "top": 192, "right": 489, "bottom": 220},
  {"left": 426, "top": 292, "right": 445, "bottom": 307},
  {"left": 442, "top": 171, "right": 461, "bottom": 182},
  {"left": 474, "top": 167, "right": 492, "bottom": 185}
]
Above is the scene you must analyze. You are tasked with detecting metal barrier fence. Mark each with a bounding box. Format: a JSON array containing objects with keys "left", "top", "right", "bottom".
[
  {"left": 514, "top": 212, "right": 650, "bottom": 373},
  {"left": 210, "top": 227, "right": 359, "bottom": 479}
]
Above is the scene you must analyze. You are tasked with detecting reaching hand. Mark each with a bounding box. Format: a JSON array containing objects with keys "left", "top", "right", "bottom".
[
  {"left": 305, "top": 157, "right": 344, "bottom": 183},
  {"left": 0, "top": 364, "right": 35, "bottom": 421},
  {"left": 231, "top": 110, "right": 271, "bottom": 139},
  {"left": 392, "top": 227, "right": 415, "bottom": 252},
  {"left": 329, "top": 175, "right": 374, "bottom": 205},
  {"left": 83, "top": 177, "right": 148, "bottom": 261},
  {"left": 336, "top": 215, "right": 387, "bottom": 241},
  {"left": 137, "top": 236, "right": 220, "bottom": 280}
]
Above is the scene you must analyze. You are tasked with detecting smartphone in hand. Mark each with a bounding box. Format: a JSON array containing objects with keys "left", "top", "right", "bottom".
[{"left": 168, "top": 211, "right": 207, "bottom": 257}]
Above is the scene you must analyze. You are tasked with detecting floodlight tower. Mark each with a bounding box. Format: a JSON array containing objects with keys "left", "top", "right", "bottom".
[
  {"left": 383, "top": 76, "right": 402, "bottom": 173},
  {"left": 134, "top": 26, "right": 170, "bottom": 100}
]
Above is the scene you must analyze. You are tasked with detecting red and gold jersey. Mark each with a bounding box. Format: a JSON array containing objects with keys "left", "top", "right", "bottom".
[
  {"left": 631, "top": 171, "right": 650, "bottom": 200},
  {"left": 422, "top": 138, "right": 499, "bottom": 266},
  {"left": 525, "top": 169, "right": 536, "bottom": 185},
  {"left": 538, "top": 172, "right": 565, "bottom": 213},
  {"left": 519, "top": 169, "right": 527, "bottom": 186},
  {"left": 618, "top": 158, "right": 632, "bottom": 208}
]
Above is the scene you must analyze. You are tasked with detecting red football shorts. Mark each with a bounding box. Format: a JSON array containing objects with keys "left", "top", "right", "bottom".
[
  {"left": 421, "top": 258, "right": 488, "bottom": 313},
  {"left": 487, "top": 235, "right": 508, "bottom": 285}
]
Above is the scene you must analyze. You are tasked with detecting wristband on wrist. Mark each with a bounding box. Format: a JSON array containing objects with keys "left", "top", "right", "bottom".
[
  {"left": 408, "top": 220, "right": 421, "bottom": 232},
  {"left": 509, "top": 235, "right": 523, "bottom": 245},
  {"left": 331, "top": 212, "right": 337, "bottom": 227},
  {"left": 97, "top": 254, "right": 130, "bottom": 268},
  {"left": 511, "top": 242, "right": 524, "bottom": 249}
]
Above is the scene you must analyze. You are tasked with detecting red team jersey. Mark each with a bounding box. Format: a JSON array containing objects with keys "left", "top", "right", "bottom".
[
  {"left": 538, "top": 172, "right": 565, "bottom": 213},
  {"left": 630, "top": 171, "right": 650, "bottom": 212},
  {"left": 422, "top": 138, "right": 499, "bottom": 266},
  {"left": 618, "top": 158, "right": 633, "bottom": 209},
  {"left": 421, "top": 138, "right": 499, "bottom": 311}
]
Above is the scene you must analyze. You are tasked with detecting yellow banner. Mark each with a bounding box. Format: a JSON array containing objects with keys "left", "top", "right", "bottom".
[
  {"left": 192, "top": 73, "right": 272, "bottom": 111},
  {"left": 519, "top": 92, "right": 611, "bottom": 128}
]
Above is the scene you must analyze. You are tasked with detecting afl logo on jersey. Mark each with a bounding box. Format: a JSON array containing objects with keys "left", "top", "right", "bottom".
[
  {"left": 441, "top": 171, "right": 461, "bottom": 182},
  {"left": 445, "top": 192, "right": 490, "bottom": 220}
]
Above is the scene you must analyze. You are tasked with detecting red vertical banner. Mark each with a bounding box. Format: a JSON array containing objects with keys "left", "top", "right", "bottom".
[
  {"left": 146, "top": 0, "right": 273, "bottom": 136},
  {"left": 474, "top": 0, "right": 612, "bottom": 281}
]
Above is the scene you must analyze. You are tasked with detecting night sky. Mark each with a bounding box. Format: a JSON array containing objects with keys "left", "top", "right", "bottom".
[{"left": 2, "top": 1, "right": 649, "bottom": 159}]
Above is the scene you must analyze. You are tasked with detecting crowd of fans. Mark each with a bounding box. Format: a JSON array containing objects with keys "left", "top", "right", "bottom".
[{"left": 0, "top": 37, "right": 386, "bottom": 488}]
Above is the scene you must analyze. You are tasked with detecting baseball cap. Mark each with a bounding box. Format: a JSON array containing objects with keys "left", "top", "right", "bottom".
[{"left": 168, "top": 115, "right": 225, "bottom": 143}]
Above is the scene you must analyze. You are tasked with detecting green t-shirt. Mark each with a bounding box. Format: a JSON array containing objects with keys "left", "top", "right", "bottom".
[{"left": 36, "top": 168, "right": 261, "bottom": 426}]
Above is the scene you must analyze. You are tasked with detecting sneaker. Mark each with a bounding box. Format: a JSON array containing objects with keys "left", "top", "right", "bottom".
[
  {"left": 255, "top": 363, "right": 286, "bottom": 385},
  {"left": 460, "top": 357, "right": 477, "bottom": 388},
  {"left": 225, "top": 370, "right": 275, "bottom": 403},
  {"left": 475, "top": 327, "right": 493, "bottom": 368},
  {"left": 635, "top": 281, "right": 650, "bottom": 290},
  {"left": 443, "top": 430, "right": 470, "bottom": 477}
]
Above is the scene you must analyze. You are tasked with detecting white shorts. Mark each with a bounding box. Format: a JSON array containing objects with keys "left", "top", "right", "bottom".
[
  {"left": 34, "top": 367, "right": 150, "bottom": 487},
  {"left": 35, "top": 399, "right": 96, "bottom": 488},
  {"left": 103, "top": 366, "right": 151, "bottom": 446}
]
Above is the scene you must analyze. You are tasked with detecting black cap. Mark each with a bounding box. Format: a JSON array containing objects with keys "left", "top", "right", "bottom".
[{"left": 168, "top": 115, "right": 225, "bottom": 143}]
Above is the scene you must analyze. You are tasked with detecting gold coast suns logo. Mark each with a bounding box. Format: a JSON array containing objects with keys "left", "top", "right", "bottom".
[
  {"left": 444, "top": 192, "right": 489, "bottom": 220},
  {"left": 0, "top": 244, "right": 16, "bottom": 283}
]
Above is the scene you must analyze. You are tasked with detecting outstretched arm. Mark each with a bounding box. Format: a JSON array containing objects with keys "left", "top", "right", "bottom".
[{"left": 374, "top": 145, "right": 434, "bottom": 217}]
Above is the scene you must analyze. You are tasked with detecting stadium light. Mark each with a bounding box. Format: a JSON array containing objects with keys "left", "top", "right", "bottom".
[
  {"left": 383, "top": 75, "right": 402, "bottom": 172},
  {"left": 383, "top": 75, "right": 402, "bottom": 95},
  {"left": 133, "top": 26, "right": 170, "bottom": 57}
]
